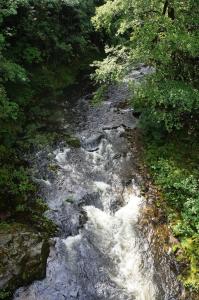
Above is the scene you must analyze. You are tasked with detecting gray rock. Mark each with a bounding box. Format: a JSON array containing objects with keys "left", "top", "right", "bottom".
[
  {"left": 0, "top": 224, "right": 49, "bottom": 297},
  {"left": 81, "top": 133, "right": 105, "bottom": 152}
]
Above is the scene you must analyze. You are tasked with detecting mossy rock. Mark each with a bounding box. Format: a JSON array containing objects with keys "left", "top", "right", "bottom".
[
  {"left": 64, "top": 135, "right": 81, "bottom": 148},
  {"left": 0, "top": 223, "right": 50, "bottom": 299}
]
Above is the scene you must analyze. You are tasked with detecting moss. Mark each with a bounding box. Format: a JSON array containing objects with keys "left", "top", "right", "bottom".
[
  {"left": 48, "top": 164, "right": 59, "bottom": 172},
  {"left": 0, "top": 290, "right": 12, "bottom": 300},
  {"left": 91, "top": 84, "right": 108, "bottom": 107},
  {"left": 20, "top": 239, "right": 50, "bottom": 283},
  {"left": 0, "top": 222, "right": 13, "bottom": 231},
  {"left": 64, "top": 134, "right": 81, "bottom": 148},
  {"left": 0, "top": 222, "right": 27, "bottom": 234},
  {"left": 31, "top": 215, "right": 57, "bottom": 236},
  {"left": 0, "top": 223, "right": 51, "bottom": 300}
]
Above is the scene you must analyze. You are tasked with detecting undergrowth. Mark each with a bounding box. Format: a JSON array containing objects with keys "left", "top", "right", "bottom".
[{"left": 143, "top": 132, "right": 199, "bottom": 291}]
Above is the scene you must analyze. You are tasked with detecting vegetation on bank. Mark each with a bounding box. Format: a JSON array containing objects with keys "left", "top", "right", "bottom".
[
  {"left": 144, "top": 135, "right": 199, "bottom": 291},
  {"left": 0, "top": 0, "right": 102, "bottom": 224},
  {"left": 92, "top": 0, "right": 199, "bottom": 292}
]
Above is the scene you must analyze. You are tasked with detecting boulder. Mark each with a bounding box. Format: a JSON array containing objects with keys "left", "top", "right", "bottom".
[
  {"left": 0, "top": 223, "right": 49, "bottom": 299},
  {"left": 81, "top": 133, "right": 105, "bottom": 152}
]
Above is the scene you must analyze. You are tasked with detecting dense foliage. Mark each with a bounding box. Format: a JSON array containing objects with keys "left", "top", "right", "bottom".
[
  {"left": 93, "top": 0, "right": 199, "bottom": 132},
  {"left": 144, "top": 136, "right": 199, "bottom": 290},
  {"left": 92, "top": 0, "right": 199, "bottom": 291},
  {"left": 0, "top": 0, "right": 100, "bottom": 218}
]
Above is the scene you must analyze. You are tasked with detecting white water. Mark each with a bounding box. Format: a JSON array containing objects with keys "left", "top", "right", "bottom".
[
  {"left": 83, "top": 186, "right": 156, "bottom": 300},
  {"left": 14, "top": 67, "right": 180, "bottom": 300}
]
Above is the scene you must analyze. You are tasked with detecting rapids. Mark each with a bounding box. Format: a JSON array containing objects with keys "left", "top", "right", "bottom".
[{"left": 14, "top": 67, "right": 180, "bottom": 300}]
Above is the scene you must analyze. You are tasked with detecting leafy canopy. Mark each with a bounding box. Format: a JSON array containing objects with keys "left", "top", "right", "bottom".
[{"left": 92, "top": 0, "right": 199, "bottom": 132}]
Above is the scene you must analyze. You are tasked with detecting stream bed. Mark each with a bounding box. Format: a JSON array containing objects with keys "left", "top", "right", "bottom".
[{"left": 14, "top": 67, "right": 181, "bottom": 300}]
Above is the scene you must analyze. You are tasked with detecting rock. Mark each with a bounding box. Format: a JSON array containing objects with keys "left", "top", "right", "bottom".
[
  {"left": 0, "top": 223, "right": 50, "bottom": 298},
  {"left": 81, "top": 133, "right": 105, "bottom": 152}
]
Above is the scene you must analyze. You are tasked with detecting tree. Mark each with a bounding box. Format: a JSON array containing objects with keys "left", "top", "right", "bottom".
[
  {"left": 0, "top": 0, "right": 99, "bottom": 213},
  {"left": 92, "top": 0, "right": 199, "bottom": 132}
]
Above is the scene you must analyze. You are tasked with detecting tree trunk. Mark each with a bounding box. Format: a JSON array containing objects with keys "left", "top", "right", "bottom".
[
  {"left": 162, "top": 0, "right": 169, "bottom": 15},
  {"left": 162, "top": 0, "right": 175, "bottom": 20}
]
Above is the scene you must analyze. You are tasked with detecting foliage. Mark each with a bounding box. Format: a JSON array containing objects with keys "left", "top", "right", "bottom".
[
  {"left": 0, "top": 289, "right": 11, "bottom": 300},
  {"left": 92, "top": 0, "right": 199, "bottom": 132},
  {"left": 144, "top": 135, "right": 199, "bottom": 289},
  {"left": 132, "top": 77, "right": 199, "bottom": 132},
  {"left": 91, "top": 84, "right": 108, "bottom": 106},
  {"left": 0, "top": 0, "right": 100, "bottom": 217},
  {"left": 91, "top": 46, "right": 130, "bottom": 84}
]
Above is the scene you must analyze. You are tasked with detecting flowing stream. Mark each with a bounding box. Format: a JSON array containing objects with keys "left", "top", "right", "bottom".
[{"left": 14, "top": 67, "right": 181, "bottom": 300}]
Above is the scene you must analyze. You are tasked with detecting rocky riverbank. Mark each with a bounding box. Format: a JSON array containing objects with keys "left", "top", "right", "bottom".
[{"left": 0, "top": 223, "right": 50, "bottom": 299}]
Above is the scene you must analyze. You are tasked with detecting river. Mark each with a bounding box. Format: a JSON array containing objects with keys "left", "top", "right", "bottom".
[{"left": 14, "top": 66, "right": 181, "bottom": 300}]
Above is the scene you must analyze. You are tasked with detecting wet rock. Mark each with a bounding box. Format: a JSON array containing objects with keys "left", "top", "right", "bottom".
[
  {"left": 0, "top": 223, "right": 49, "bottom": 297},
  {"left": 78, "top": 192, "right": 102, "bottom": 209},
  {"left": 45, "top": 192, "right": 101, "bottom": 237},
  {"left": 45, "top": 203, "right": 82, "bottom": 237},
  {"left": 81, "top": 133, "right": 105, "bottom": 152},
  {"left": 102, "top": 113, "right": 137, "bottom": 130}
]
